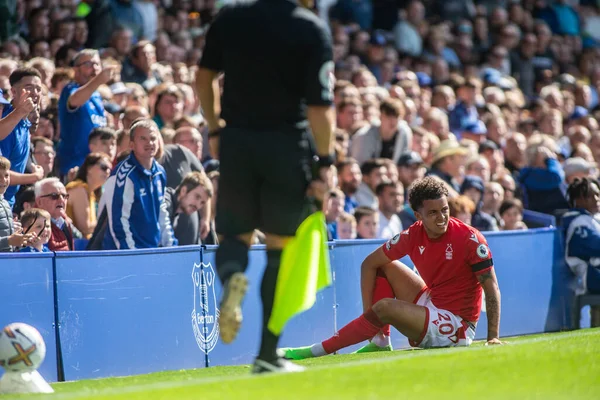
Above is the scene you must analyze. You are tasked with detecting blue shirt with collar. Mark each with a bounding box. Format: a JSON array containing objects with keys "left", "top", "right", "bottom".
[
  {"left": 57, "top": 81, "right": 107, "bottom": 175},
  {"left": 0, "top": 104, "right": 31, "bottom": 206}
]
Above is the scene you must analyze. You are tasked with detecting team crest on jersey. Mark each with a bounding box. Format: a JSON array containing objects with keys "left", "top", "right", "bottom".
[
  {"left": 476, "top": 244, "right": 489, "bottom": 259},
  {"left": 445, "top": 244, "right": 453, "bottom": 260},
  {"left": 191, "top": 262, "right": 220, "bottom": 355}
]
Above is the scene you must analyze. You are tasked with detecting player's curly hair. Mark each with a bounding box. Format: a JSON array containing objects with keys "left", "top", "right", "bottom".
[
  {"left": 408, "top": 177, "right": 449, "bottom": 211},
  {"left": 567, "top": 177, "right": 600, "bottom": 208}
]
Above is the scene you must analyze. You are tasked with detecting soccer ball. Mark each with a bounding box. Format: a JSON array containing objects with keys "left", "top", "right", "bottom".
[{"left": 0, "top": 323, "right": 46, "bottom": 372}]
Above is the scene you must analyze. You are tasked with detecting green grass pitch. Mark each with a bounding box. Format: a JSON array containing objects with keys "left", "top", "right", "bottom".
[{"left": 5, "top": 329, "right": 600, "bottom": 399}]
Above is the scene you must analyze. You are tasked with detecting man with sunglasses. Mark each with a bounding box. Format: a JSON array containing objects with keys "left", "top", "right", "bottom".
[
  {"left": 57, "top": 49, "right": 116, "bottom": 178},
  {"left": 34, "top": 177, "right": 75, "bottom": 251}
]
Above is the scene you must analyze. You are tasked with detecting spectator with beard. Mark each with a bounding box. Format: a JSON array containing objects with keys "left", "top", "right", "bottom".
[
  {"left": 460, "top": 175, "right": 498, "bottom": 231},
  {"left": 337, "top": 158, "right": 362, "bottom": 213},
  {"left": 376, "top": 181, "right": 403, "bottom": 239},
  {"left": 164, "top": 171, "right": 213, "bottom": 245},
  {"left": 323, "top": 188, "right": 345, "bottom": 240}
]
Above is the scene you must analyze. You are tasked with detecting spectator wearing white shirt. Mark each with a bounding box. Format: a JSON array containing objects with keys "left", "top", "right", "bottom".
[{"left": 376, "top": 181, "right": 403, "bottom": 239}]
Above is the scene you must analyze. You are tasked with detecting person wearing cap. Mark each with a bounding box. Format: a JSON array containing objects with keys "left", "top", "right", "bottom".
[
  {"left": 350, "top": 98, "right": 412, "bottom": 165},
  {"left": 110, "top": 81, "right": 130, "bottom": 110},
  {"left": 365, "top": 30, "right": 387, "bottom": 84},
  {"left": 460, "top": 175, "right": 499, "bottom": 232},
  {"left": 563, "top": 157, "right": 596, "bottom": 185},
  {"left": 57, "top": 49, "right": 115, "bottom": 178},
  {"left": 427, "top": 139, "right": 468, "bottom": 193},
  {"left": 460, "top": 119, "right": 487, "bottom": 144},
  {"left": 396, "top": 151, "right": 425, "bottom": 194},
  {"left": 449, "top": 77, "right": 479, "bottom": 136}
]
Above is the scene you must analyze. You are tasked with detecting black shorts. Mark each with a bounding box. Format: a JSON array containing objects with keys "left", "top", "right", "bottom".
[{"left": 216, "top": 127, "right": 313, "bottom": 237}]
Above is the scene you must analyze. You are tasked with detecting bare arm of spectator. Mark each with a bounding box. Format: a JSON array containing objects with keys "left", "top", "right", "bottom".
[
  {"left": 67, "top": 186, "right": 94, "bottom": 237},
  {"left": 0, "top": 91, "right": 35, "bottom": 141},
  {"left": 9, "top": 165, "right": 44, "bottom": 186},
  {"left": 68, "top": 67, "right": 116, "bottom": 110}
]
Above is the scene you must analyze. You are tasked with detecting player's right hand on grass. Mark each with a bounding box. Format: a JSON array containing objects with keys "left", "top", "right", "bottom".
[{"left": 485, "top": 338, "right": 506, "bottom": 345}]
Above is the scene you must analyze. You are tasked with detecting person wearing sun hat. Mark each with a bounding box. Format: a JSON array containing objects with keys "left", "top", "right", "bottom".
[{"left": 427, "top": 139, "right": 469, "bottom": 193}]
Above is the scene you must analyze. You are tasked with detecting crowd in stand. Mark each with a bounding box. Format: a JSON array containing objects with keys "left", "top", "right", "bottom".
[{"left": 0, "top": 1, "right": 599, "bottom": 292}]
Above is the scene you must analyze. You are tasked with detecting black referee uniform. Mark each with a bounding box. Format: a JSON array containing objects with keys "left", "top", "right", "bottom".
[{"left": 198, "top": 0, "right": 334, "bottom": 373}]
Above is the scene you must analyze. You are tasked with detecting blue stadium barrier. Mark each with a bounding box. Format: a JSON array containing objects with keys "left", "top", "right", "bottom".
[
  {"left": 0, "top": 227, "right": 574, "bottom": 381},
  {"left": 523, "top": 209, "right": 556, "bottom": 228},
  {"left": 53, "top": 246, "right": 206, "bottom": 381},
  {"left": 476, "top": 228, "right": 562, "bottom": 340},
  {"left": 0, "top": 253, "right": 58, "bottom": 383}
]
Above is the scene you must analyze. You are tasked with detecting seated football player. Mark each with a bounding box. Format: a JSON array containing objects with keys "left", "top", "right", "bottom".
[{"left": 282, "top": 177, "right": 504, "bottom": 360}]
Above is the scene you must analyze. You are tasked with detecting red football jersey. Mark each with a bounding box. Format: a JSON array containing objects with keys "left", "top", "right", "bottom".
[{"left": 382, "top": 217, "right": 493, "bottom": 322}]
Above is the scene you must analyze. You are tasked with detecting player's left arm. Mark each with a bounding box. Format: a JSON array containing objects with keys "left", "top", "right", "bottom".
[
  {"left": 468, "top": 231, "right": 506, "bottom": 345},
  {"left": 476, "top": 268, "right": 505, "bottom": 345}
]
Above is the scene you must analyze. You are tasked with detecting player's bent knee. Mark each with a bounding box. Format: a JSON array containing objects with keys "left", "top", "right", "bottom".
[{"left": 372, "top": 298, "right": 397, "bottom": 322}]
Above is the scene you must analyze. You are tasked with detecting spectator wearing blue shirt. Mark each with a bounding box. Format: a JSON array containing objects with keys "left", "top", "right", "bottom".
[
  {"left": 337, "top": 159, "right": 362, "bottom": 214},
  {"left": 102, "top": 119, "right": 176, "bottom": 249},
  {"left": 519, "top": 143, "right": 569, "bottom": 216},
  {"left": 449, "top": 77, "right": 479, "bottom": 136},
  {"left": 57, "top": 49, "right": 115, "bottom": 177},
  {"left": 563, "top": 178, "right": 600, "bottom": 296},
  {"left": 0, "top": 68, "right": 45, "bottom": 206},
  {"left": 323, "top": 188, "right": 345, "bottom": 240}
]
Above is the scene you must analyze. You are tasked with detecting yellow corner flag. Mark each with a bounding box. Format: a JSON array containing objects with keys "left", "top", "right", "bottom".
[{"left": 268, "top": 211, "right": 332, "bottom": 335}]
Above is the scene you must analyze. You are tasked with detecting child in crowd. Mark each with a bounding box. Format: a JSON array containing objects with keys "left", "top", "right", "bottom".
[
  {"left": 19, "top": 208, "right": 52, "bottom": 253},
  {"left": 354, "top": 206, "right": 379, "bottom": 239},
  {"left": 499, "top": 199, "right": 528, "bottom": 231},
  {"left": 336, "top": 212, "right": 357, "bottom": 240}
]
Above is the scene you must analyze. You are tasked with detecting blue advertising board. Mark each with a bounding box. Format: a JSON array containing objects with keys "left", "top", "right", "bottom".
[
  {"left": 54, "top": 246, "right": 206, "bottom": 381},
  {"left": 0, "top": 253, "right": 58, "bottom": 382}
]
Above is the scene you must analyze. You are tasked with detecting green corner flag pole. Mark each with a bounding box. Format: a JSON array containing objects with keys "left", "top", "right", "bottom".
[{"left": 268, "top": 211, "right": 332, "bottom": 335}]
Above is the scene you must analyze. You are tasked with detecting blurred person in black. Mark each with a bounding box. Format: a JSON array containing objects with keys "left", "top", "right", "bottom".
[{"left": 197, "top": 0, "right": 335, "bottom": 373}]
